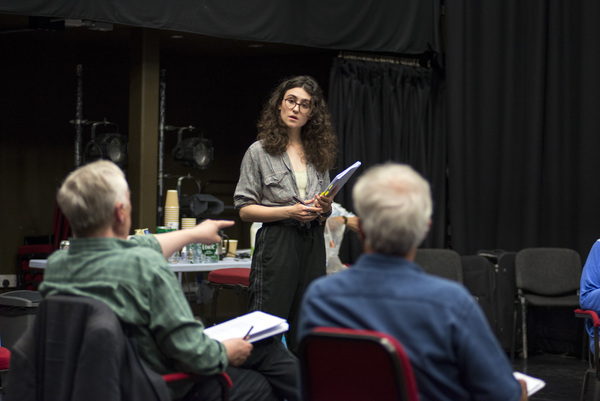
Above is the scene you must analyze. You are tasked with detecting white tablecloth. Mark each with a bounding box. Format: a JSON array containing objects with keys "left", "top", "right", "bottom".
[{"left": 29, "top": 257, "right": 252, "bottom": 284}]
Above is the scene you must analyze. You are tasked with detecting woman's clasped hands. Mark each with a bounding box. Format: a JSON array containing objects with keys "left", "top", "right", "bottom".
[{"left": 292, "top": 196, "right": 321, "bottom": 222}]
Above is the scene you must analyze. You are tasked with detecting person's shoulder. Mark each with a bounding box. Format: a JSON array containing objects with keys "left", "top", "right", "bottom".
[
  {"left": 241, "top": 141, "right": 267, "bottom": 162},
  {"left": 47, "top": 248, "right": 66, "bottom": 263},
  {"left": 122, "top": 239, "right": 170, "bottom": 272},
  {"left": 416, "top": 271, "right": 475, "bottom": 304},
  {"left": 247, "top": 140, "right": 264, "bottom": 152},
  {"left": 590, "top": 239, "right": 600, "bottom": 252},
  {"left": 582, "top": 239, "right": 600, "bottom": 263},
  {"left": 129, "top": 246, "right": 166, "bottom": 265},
  {"left": 307, "top": 268, "right": 352, "bottom": 294}
]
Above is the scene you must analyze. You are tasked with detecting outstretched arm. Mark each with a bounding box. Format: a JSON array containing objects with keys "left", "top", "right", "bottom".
[{"left": 154, "top": 219, "right": 235, "bottom": 259}]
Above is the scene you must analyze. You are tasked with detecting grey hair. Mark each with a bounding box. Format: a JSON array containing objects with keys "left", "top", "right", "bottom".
[
  {"left": 57, "top": 160, "right": 129, "bottom": 237},
  {"left": 353, "top": 163, "right": 432, "bottom": 256}
]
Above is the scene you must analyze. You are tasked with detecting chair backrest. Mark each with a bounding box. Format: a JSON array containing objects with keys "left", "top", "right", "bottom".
[
  {"left": 414, "top": 248, "right": 463, "bottom": 283},
  {"left": 5, "top": 295, "right": 170, "bottom": 401},
  {"left": 299, "top": 327, "right": 419, "bottom": 401},
  {"left": 515, "top": 247, "right": 582, "bottom": 295}
]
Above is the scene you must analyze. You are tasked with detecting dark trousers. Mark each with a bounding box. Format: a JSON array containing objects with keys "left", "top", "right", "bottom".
[
  {"left": 248, "top": 220, "right": 326, "bottom": 352},
  {"left": 182, "top": 338, "right": 299, "bottom": 401}
]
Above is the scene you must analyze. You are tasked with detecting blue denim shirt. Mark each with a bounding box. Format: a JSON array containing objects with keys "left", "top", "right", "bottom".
[
  {"left": 579, "top": 239, "right": 600, "bottom": 352},
  {"left": 298, "top": 253, "right": 523, "bottom": 401}
]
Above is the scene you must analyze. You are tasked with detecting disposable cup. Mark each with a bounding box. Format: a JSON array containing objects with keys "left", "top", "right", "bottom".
[
  {"left": 165, "top": 207, "right": 179, "bottom": 228},
  {"left": 164, "top": 207, "right": 179, "bottom": 219},
  {"left": 181, "top": 218, "right": 197, "bottom": 229},
  {"left": 165, "top": 190, "right": 179, "bottom": 208},
  {"left": 224, "top": 239, "right": 238, "bottom": 257}
]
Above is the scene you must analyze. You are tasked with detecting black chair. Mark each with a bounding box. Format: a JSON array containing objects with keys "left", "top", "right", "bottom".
[
  {"left": 415, "top": 248, "right": 463, "bottom": 283},
  {"left": 514, "top": 247, "right": 582, "bottom": 359},
  {"left": 206, "top": 268, "right": 250, "bottom": 324},
  {"left": 299, "top": 327, "right": 419, "bottom": 401},
  {"left": 5, "top": 295, "right": 230, "bottom": 401}
]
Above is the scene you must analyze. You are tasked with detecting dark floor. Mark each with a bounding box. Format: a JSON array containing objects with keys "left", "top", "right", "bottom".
[{"left": 512, "top": 351, "right": 590, "bottom": 401}]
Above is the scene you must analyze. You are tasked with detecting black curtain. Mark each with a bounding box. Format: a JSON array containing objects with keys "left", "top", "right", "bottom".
[
  {"left": 445, "top": 1, "right": 600, "bottom": 258},
  {"left": 328, "top": 55, "right": 447, "bottom": 262}
]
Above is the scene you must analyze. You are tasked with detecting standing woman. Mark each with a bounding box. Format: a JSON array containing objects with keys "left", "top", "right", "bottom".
[{"left": 234, "top": 76, "right": 337, "bottom": 351}]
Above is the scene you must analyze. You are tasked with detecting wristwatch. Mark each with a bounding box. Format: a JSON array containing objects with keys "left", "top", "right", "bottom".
[{"left": 342, "top": 216, "right": 348, "bottom": 225}]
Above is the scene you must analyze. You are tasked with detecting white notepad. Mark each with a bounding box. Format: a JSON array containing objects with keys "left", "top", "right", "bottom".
[
  {"left": 204, "top": 311, "right": 289, "bottom": 343},
  {"left": 513, "top": 371, "right": 546, "bottom": 396}
]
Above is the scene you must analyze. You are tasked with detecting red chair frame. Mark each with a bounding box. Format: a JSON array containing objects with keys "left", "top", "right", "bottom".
[
  {"left": 575, "top": 308, "right": 600, "bottom": 401},
  {"left": 299, "top": 327, "right": 419, "bottom": 401}
]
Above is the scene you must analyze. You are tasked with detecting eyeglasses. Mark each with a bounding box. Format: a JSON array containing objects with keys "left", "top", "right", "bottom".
[{"left": 283, "top": 97, "right": 311, "bottom": 114}]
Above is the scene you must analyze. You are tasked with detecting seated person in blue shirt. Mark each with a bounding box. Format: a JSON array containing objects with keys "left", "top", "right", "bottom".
[
  {"left": 297, "top": 162, "right": 527, "bottom": 401},
  {"left": 40, "top": 160, "right": 298, "bottom": 401},
  {"left": 579, "top": 239, "right": 600, "bottom": 353}
]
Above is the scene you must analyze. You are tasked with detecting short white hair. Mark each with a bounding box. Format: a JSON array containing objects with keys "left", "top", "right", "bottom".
[
  {"left": 353, "top": 163, "right": 432, "bottom": 256},
  {"left": 57, "top": 160, "right": 130, "bottom": 237}
]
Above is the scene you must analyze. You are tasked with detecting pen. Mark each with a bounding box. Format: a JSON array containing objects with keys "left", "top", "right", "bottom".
[
  {"left": 244, "top": 326, "right": 254, "bottom": 340},
  {"left": 292, "top": 195, "right": 308, "bottom": 205},
  {"left": 293, "top": 195, "right": 327, "bottom": 217}
]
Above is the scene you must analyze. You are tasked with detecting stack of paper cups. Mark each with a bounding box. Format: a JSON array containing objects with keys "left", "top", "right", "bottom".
[
  {"left": 164, "top": 190, "right": 179, "bottom": 230},
  {"left": 181, "top": 218, "right": 197, "bottom": 229}
]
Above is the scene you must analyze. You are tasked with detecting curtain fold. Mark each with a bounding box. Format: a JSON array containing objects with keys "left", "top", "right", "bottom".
[
  {"left": 328, "top": 56, "right": 447, "bottom": 262},
  {"left": 445, "top": 0, "right": 600, "bottom": 258}
]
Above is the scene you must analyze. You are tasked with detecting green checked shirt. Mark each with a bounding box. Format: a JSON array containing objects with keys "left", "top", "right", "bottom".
[{"left": 40, "top": 235, "right": 227, "bottom": 395}]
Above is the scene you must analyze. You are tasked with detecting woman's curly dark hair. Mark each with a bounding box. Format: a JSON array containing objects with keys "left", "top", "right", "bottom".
[{"left": 257, "top": 75, "right": 338, "bottom": 173}]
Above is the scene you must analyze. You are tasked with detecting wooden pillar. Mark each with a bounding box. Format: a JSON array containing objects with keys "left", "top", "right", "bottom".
[{"left": 128, "top": 28, "right": 160, "bottom": 231}]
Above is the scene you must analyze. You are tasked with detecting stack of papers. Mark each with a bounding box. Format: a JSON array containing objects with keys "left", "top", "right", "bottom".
[
  {"left": 321, "top": 161, "right": 362, "bottom": 197},
  {"left": 513, "top": 371, "right": 546, "bottom": 396},
  {"left": 204, "top": 311, "right": 289, "bottom": 343}
]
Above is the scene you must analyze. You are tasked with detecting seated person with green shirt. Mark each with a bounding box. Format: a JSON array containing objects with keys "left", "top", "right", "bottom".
[{"left": 39, "top": 160, "right": 298, "bottom": 401}]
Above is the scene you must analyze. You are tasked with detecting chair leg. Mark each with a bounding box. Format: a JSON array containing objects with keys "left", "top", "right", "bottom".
[
  {"left": 580, "top": 371, "right": 589, "bottom": 401},
  {"left": 520, "top": 297, "right": 528, "bottom": 359},
  {"left": 211, "top": 286, "right": 223, "bottom": 324},
  {"left": 594, "top": 376, "right": 600, "bottom": 401},
  {"left": 581, "top": 374, "right": 600, "bottom": 401},
  {"left": 0, "top": 369, "right": 7, "bottom": 395},
  {"left": 511, "top": 302, "right": 518, "bottom": 361},
  {"left": 583, "top": 327, "right": 590, "bottom": 362}
]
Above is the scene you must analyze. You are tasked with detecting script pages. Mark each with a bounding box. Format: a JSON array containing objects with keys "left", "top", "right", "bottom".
[
  {"left": 204, "top": 311, "right": 289, "bottom": 343},
  {"left": 513, "top": 372, "right": 546, "bottom": 396},
  {"left": 320, "top": 161, "right": 362, "bottom": 197}
]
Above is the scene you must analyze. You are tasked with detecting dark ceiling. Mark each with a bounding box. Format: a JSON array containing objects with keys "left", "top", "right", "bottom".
[{"left": 0, "top": 13, "right": 335, "bottom": 57}]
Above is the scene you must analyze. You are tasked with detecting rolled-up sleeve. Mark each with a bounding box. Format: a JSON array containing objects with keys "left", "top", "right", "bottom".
[{"left": 234, "top": 142, "right": 262, "bottom": 210}]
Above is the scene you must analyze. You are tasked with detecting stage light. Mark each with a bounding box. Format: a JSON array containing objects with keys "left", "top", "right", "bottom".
[
  {"left": 169, "top": 126, "right": 214, "bottom": 170},
  {"left": 84, "top": 120, "right": 127, "bottom": 166}
]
